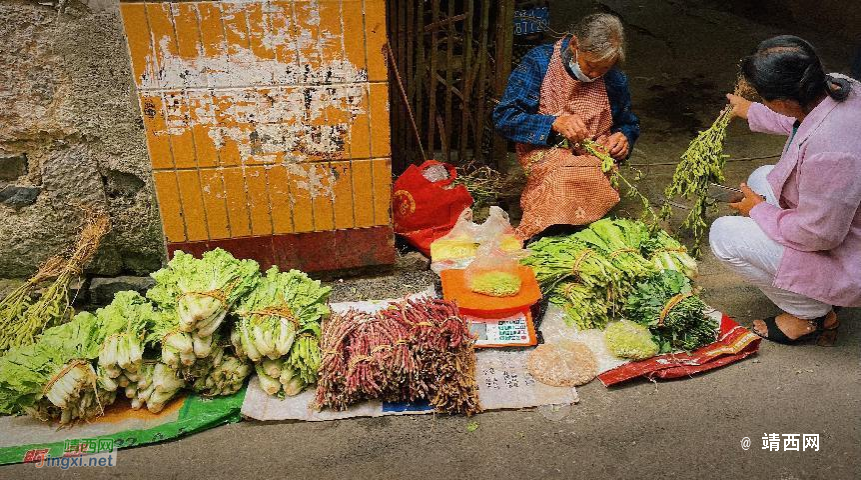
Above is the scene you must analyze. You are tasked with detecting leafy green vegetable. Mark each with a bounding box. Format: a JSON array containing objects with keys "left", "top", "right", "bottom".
[
  {"left": 95, "top": 291, "right": 152, "bottom": 386},
  {"left": 0, "top": 311, "right": 118, "bottom": 422},
  {"left": 640, "top": 229, "right": 698, "bottom": 278},
  {"left": 623, "top": 271, "right": 717, "bottom": 353},
  {"left": 147, "top": 249, "right": 260, "bottom": 337},
  {"left": 604, "top": 320, "right": 659, "bottom": 360},
  {"left": 233, "top": 267, "right": 330, "bottom": 396}
]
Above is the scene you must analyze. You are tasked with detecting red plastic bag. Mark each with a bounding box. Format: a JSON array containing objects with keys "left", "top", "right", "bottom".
[{"left": 393, "top": 160, "right": 473, "bottom": 256}]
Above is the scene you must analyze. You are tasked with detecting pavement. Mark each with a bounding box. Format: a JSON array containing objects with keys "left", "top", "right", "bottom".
[{"left": 3, "top": 1, "right": 860, "bottom": 479}]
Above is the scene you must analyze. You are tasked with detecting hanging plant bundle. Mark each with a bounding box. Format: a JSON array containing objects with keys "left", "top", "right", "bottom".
[{"left": 661, "top": 105, "right": 735, "bottom": 255}]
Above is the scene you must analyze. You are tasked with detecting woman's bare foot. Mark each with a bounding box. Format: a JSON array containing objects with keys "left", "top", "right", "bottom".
[{"left": 752, "top": 310, "right": 838, "bottom": 340}]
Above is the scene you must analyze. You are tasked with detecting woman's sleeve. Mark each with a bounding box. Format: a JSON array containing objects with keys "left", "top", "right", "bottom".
[
  {"left": 492, "top": 50, "right": 558, "bottom": 146},
  {"left": 606, "top": 70, "right": 640, "bottom": 153},
  {"left": 747, "top": 102, "right": 796, "bottom": 135},
  {"left": 750, "top": 152, "right": 861, "bottom": 251}
]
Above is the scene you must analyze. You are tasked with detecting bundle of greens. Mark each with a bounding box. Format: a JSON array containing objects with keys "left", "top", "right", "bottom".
[
  {"left": 550, "top": 282, "right": 611, "bottom": 330},
  {"left": 523, "top": 236, "right": 621, "bottom": 292},
  {"left": 574, "top": 219, "right": 656, "bottom": 286},
  {"left": 623, "top": 270, "right": 718, "bottom": 353},
  {"left": 95, "top": 291, "right": 151, "bottom": 391},
  {"left": 662, "top": 106, "right": 734, "bottom": 254},
  {"left": 641, "top": 229, "right": 699, "bottom": 279},
  {"left": 128, "top": 361, "right": 185, "bottom": 413},
  {"left": 147, "top": 310, "right": 196, "bottom": 369},
  {"left": 0, "top": 311, "right": 116, "bottom": 423},
  {"left": 0, "top": 213, "right": 110, "bottom": 353},
  {"left": 0, "top": 256, "right": 66, "bottom": 352},
  {"left": 233, "top": 267, "right": 330, "bottom": 396},
  {"left": 604, "top": 320, "right": 660, "bottom": 360},
  {"left": 147, "top": 249, "right": 259, "bottom": 338},
  {"left": 181, "top": 343, "right": 251, "bottom": 397},
  {"left": 523, "top": 235, "right": 622, "bottom": 329}
]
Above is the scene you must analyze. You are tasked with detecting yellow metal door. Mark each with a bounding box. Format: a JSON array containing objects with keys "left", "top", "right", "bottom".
[{"left": 120, "top": 0, "right": 393, "bottom": 272}]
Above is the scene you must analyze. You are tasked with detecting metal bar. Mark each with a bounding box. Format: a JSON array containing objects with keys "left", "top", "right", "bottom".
[
  {"left": 473, "top": 0, "right": 492, "bottom": 163},
  {"left": 427, "top": 0, "right": 440, "bottom": 157},
  {"left": 458, "top": 0, "right": 474, "bottom": 165},
  {"left": 443, "top": 0, "right": 456, "bottom": 163}
]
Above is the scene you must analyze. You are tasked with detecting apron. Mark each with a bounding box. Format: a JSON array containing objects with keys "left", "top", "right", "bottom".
[{"left": 515, "top": 39, "right": 619, "bottom": 239}]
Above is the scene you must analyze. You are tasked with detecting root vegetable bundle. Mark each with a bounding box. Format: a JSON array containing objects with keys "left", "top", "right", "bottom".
[{"left": 315, "top": 297, "right": 481, "bottom": 416}]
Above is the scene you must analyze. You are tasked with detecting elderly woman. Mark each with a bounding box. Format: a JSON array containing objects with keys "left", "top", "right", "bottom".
[
  {"left": 710, "top": 35, "right": 860, "bottom": 345},
  {"left": 493, "top": 13, "right": 639, "bottom": 240}
]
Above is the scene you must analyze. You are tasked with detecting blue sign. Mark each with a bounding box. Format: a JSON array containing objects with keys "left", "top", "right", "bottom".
[{"left": 514, "top": 6, "right": 549, "bottom": 36}]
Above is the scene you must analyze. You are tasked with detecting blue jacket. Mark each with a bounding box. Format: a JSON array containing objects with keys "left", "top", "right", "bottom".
[{"left": 492, "top": 38, "right": 640, "bottom": 152}]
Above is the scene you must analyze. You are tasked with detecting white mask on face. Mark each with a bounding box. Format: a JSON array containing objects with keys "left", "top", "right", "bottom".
[{"left": 569, "top": 51, "right": 598, "bottom": 83}]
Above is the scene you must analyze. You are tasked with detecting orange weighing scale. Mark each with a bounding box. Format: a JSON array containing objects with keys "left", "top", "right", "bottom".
[{"left": 441, "top": 266, "right": 542, "bottom": 348}]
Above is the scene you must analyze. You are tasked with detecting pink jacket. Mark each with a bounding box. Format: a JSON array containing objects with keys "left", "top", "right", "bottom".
[{"left": 748, "top": 76, "right": 861, "bottom": 307}]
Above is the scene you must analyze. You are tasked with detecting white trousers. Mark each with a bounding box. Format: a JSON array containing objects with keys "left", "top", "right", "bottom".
[{"left": 708, "top": 165, "right": 831, "bottom": 319}]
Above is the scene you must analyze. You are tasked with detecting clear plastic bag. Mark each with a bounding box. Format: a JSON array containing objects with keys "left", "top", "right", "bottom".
[
  {"left": 430, "top": 209, "right": 479, "bottom": 272},
  {"left": 475, "top": 206, "right": 522, "bottom": 253},
  {"left": 464, "top": 242, "right": 522, "bottom": 297}
]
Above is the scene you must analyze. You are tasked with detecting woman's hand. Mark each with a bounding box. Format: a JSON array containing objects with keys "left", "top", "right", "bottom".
[
  {"left": 726, "top": 93, "right": 752, "bottom": 120},
  {"left": 596, "top": 132, "right": 629, "bottom": 160},
  {"left": 729, "top": 183, "right": 765, "bottom": 216},
  {"left": 552, "top": 114, "right": 589, "bottom": 143}
]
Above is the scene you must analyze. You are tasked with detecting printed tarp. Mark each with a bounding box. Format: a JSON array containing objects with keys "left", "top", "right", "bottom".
[{"left": 0, "top": 390, "right": 244, "bottom": 465}]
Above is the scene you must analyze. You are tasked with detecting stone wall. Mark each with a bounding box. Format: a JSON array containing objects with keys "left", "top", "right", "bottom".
[{"left": 0, "top": 0, "right": 165, "bottom": 278}]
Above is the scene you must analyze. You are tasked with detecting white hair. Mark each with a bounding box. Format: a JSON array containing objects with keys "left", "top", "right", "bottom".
[{"left": 572, "top": 14, "right": 625, "bottom": 63}]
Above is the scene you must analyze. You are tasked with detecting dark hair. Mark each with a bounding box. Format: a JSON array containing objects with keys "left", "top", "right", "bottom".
[{"left": 741, "top": 35, "right": 851, "bottom": 108}]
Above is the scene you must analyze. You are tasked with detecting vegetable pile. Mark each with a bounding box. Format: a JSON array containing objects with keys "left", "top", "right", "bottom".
[
  {"left": 316, "top": 297, "right": 481, "bottom": 415},
  {"left": 623, "top": 270, "right": 718, "bottom": 353},
  {"left": 523, "top": 219, "right": 699, "bottom": 333},
  {"left": 233, "top": 267, "right": 331, "bottom": 397}
]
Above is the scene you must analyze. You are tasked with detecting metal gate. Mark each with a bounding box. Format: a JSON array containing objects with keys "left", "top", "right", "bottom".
[{"left": 385, "top": 0, "right": 517, "bottom": 173}]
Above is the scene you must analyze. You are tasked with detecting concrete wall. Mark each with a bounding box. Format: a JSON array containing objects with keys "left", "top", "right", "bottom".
[{"left": 0, "top": 0, "right": 165, "bottom": 278}]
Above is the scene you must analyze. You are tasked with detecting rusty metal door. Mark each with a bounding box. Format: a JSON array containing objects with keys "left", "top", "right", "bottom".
[{"left": 119, "top": 0, "right": 393, "bottom": 273}]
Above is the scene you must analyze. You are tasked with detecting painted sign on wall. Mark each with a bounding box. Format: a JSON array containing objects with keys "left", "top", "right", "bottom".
[{"left": 119, "top": 0, "right": 393, "bottom": 272}]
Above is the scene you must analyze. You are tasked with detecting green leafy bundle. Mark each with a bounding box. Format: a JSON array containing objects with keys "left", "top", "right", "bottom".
[
  {"left": 661, "top": 107, "right": 734, "bottom": 254},
  {"left": 574, "top": 219, "right": 657, "bottom": 288},
  {"left": 95, "top": 291, "right": 152, "bottom": 391},
  {"left": 0, "top": 312, "right": 118, "bottom": 423},
  {"left": 550, "top": 282, "right": 611, "bottom": 330},
  {"left": 640, "top": 229, "right": 699, "bottom": 279},
  {"left": 623, "top": 271, "right": 717, "bottom": 353},
  {"left": 233, "top": 267, "right": 331, "bottom": 396},
  {"left": 147, "top": 249, "right": 260, "bottom": 337}
]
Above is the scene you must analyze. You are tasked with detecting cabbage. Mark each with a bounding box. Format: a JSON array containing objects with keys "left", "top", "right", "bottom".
[
  {"left": 234, "top": 267, "right": 330, "bottom": 396},
  {"left": 604, "top": 320, "right": 659, "bottom": 360},
  {"left": 95, "top": 291, "right": 152, "bottom": 385},
  {"left": 0, "top": 311, "right": 118, "bottom": 422},
  {"left": 147, "top": 249, "right": 260, "bottom": 336}
]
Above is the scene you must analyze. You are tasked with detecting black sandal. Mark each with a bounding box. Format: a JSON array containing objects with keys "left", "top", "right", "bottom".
[{"left": 753, "top": 312, "right": 839, "bottom": 345}]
